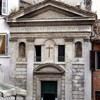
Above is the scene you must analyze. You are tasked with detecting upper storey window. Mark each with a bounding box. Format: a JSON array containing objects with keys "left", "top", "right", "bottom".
[
  {"left": 0, "top": 0, "right": 2, "bottom": 14},
  {"left": 90, "top": 51, "right": 100, "bottom": 70},
  {"left": 2, "top": 0, "right": 7, "bottom": 15},
  {"left": 0, "top": 34, "right": 8, "bottom": 55},
  {"left": 58, "top": 45, "right": 65, "bottom": 62},
  {"left": 0, "top": 0, "right": 7, "bottom": 15},
  {"left": 35, "top": 45, "right": 41, "bottom": 62}
]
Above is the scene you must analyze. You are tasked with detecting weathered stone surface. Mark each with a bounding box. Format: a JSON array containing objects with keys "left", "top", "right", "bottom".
[
  {"left": 72, "top": 65, "right": 84, "bottom": 100},
  {"left": 15, "top": 64, "right": 27, "bottom": 89},
  {"left": 8, "top": 1, "right": 95, "bottom": 100}
]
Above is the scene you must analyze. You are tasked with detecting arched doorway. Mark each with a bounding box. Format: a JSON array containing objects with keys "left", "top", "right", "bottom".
[{"left": 33, "top": 63, "right": 65, "bottom": 100}]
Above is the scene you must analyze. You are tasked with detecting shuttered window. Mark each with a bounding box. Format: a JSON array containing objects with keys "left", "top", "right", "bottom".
[
  {"left": 0, "top": 0, "right": 2, "bottom": 14},
  {"left": 0, "top": 34, "right": 8, "bottom": 55},
  {"left": 2, "top": 0, "right": 7, "bottom": 15},
  {"left": 96, "top": 51, "right": 100, "bottom": 69},
  {"left": 90, "top": 50, "right": 100, "bottom": 70},
  {"left": 90, "top": 50, "right": 95, "bottom": 70}
]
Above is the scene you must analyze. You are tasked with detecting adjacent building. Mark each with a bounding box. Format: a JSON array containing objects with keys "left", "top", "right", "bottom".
[
  {"left": 0, "top": 0, "right": 97, "bottom": 100},
  {"left": 90, "top": 19, "right": 100, "bottom": 100}
]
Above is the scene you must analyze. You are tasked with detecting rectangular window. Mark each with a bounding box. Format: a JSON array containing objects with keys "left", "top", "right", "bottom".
[
  {"left": 58, "top": 45, "right": 65, "bottom": 62},
  {"left": 0, "top": 35, "right": 5, "bottom": 54},
  {"left": 2, "top": 0, "right": 7, "bottom": 15},
  {"left": 0, "top": 0, "right": 2, "bottom": 14},
  {"left": 91, "top": 51, "right": 100, "bottom": 70},
  {"left": 90, "top": 50, "right": 95, "bottom": 70},
  {"left": 35, "top": 45, "right": 41, "bottom": 62},
  {"left": 95, "top": 91, "right": 100, "bottom": 100},
  {"left": 96, "top": 51, "right": 100, "bottom": 69},
  {"left": 0, "top": 34, "right": 8, "bottom": 55}
]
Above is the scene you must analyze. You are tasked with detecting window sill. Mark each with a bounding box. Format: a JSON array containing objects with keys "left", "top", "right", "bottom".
[
  {"left": 73, "top": 58, "right": 84, "bottom": 63},
  {"left": 72, "top": 62, "right": 84, "bottom": 65},
  {"left": 0, "top": 15, "right": 5, "bottom": 18},
  {"left": 34, "top": 62, "right": 44, "bottom": 64},
  {"left": 95, "top": 69, "right": 100, "bottom": 71},
  {"left": 16, "top": 62, "right": 27, "bottom": 64},
  {"left": 0, "top": 55, "right": 10, "bottom": 58},
  {"left": 56, "top": 62, "right": 66, "bottom": 64}
]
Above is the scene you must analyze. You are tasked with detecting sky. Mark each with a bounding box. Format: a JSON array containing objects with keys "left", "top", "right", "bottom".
[{"left": 92, "top": 0, "right": 100, "bottom": 19}]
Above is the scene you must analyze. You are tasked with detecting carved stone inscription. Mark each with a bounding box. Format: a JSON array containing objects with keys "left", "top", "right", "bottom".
[{"left": 11, "top": 25, "right": 91, "bottom": 33}]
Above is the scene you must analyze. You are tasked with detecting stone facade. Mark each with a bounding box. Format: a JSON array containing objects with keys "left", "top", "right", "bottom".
[
  {"left": 72, "top": 64, "right": 84, "bottom": 100},
  {"left": 15, "top": 63, "right": 27, "bottom": 89},
  {"left": 7, "top": 0, "right": 96, "bottom": 100}
]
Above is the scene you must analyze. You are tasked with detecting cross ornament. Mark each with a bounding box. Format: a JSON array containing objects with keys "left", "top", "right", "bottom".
[{"left": 46, "top": 45, "right": 53, "bottom": 58}]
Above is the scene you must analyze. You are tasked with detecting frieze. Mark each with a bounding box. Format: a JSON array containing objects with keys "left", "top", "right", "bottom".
[
  {"left": 10, "top": 25, "right": 91, "bottom": 33},
  {"left": 9, "top": 37, "right": 18, "bottom": 41},
  {"left": 11, "top": 33, "right": 90, "bottom": 38},
  {"left": 26, "top": 37, "right": 35, "bottom": 42},
  {"left": 64, "top": 37, "right": 74, "bottom": 42}
]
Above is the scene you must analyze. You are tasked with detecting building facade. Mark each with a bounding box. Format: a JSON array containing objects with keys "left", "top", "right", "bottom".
[
  {"left": 6, "top": 0, "right": 96, "bottom": 100},
  {"left": 90, "top": 19, "right": 100, "bottom": 100}
]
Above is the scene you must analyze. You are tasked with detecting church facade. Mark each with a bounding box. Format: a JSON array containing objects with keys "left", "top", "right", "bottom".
[{"left": 6, "top": 0, "right": 96, "bottom": 100}]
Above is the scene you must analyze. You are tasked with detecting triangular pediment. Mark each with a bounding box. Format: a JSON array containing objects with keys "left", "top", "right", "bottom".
[
  {"left": 25, "top": 9, "right": 71, "bottom": 19},
  {"left": 7, "top": 0, "right": 96, "bottom": 21}
]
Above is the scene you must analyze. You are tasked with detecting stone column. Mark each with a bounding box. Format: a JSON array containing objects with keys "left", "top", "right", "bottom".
[
  {"left": 84, "top": 41, "right": 91, "bottom": 100},
  {"left": 26, "top": 38, "right": 34, "bottom": 100}
]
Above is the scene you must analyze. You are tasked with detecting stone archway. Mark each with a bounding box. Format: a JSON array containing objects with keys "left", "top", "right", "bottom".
[{"left": 33, "top": 63, "right": 65, "bottom": 100}]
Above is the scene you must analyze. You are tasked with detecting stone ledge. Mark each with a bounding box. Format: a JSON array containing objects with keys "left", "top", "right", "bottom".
[
  {"left": 9, "top": 37, "right": 18, "bottom": 41},
  {"left": 0, "top": 55, "right": 10, "bottom": 58},
  {"left": 16, "top": 62, "right": 27, "bottom": 64},
  {"left": 64, "top": 37, "right": 74, "bottom": 42},
  {"left": 26, "top": 37, "right": 35, "bottom": 42},
  {"left": 72, "top": 62, "right": 84, "bottom": 65}
]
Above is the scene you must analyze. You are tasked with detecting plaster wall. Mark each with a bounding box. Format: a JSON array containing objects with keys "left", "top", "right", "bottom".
[{"left": 0, "top": 17, "right": 10, "bottom": 84}]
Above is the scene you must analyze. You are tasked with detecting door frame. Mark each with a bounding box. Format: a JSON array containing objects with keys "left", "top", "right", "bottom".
[{"left": 36, "top": 76, "right": 62, "bottom": 100}]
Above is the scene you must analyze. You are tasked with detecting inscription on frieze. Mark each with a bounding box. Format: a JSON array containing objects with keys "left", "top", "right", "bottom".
[{"left": 11, "top": 26, "right": 91, "bottom": 33}]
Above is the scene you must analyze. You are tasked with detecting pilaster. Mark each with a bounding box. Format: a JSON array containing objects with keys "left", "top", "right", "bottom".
[{"left": 26, "top": 39, "right": 34, "bottom": 100}]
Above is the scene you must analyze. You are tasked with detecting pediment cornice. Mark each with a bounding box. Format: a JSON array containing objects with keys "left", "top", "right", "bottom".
[{"left": 7, "top": 0, "right": 96, "bottom": 23}]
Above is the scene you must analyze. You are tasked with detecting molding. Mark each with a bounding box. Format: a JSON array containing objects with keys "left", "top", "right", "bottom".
[
  {"left": 9, "top": 37, "right": 18, "bottom": 41},
  {"left": 16, "top": 62, "right": 27, "bottom": 64},
  {"left": 72, "top": 62, "right": 84, "bottom": 65},
  {"left": 84, "top": 38, "right": 90, "bottom": 42},
  {"left": 64, "top": 37, "right": 74, "bottom": 42},
  {"left": 10, "top": 25, "right": 92, "bottom": 33},
  {"left": 26, "top": 37, "right": 35, "bottom": 42}
]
